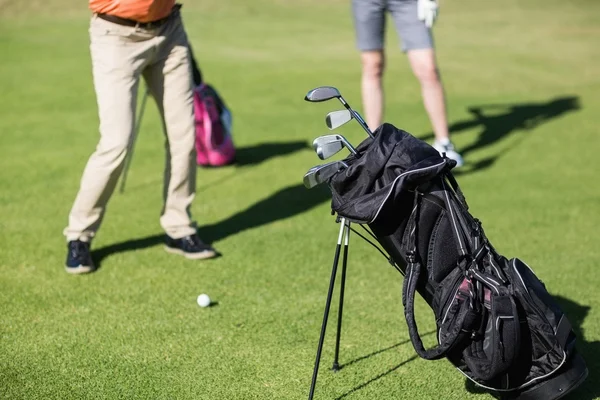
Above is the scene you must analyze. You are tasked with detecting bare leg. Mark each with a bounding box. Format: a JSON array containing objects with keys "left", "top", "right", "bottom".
[
  {"left": 360, "top": 50, "right": 385, "bottom": 131},
  {"left": 407, "top": 48, "right": 448, "bottom": 142},
  {"left": 407, "top": 48, "right": 463, "bottom": 166}
]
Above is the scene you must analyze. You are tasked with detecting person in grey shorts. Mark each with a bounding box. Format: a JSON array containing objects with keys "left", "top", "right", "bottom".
[{"left": 352, "top": 0, "right": 464, "bottom": 166}]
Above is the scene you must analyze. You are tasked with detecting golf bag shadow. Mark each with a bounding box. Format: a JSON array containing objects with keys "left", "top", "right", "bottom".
[{"left": 323, "top": 123, "right": 588, "bottom": 400}]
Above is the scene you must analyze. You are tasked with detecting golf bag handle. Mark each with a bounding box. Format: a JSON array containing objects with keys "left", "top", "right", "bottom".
[{"left": 402, "top": 259, "right": 473, "bottom": 360}]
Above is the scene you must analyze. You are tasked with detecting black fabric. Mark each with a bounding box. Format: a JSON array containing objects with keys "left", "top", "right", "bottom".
[
  {"left": 324, "top": 123, "right": 587, "bottom": 399},
  {"left": 329, "top": 123, "right": 453, "bottom": 231},
  {"left": 187, "top": 44, "right": 230, "bottom": 117},
  {"left": 189, "top": 44, "right": 203, "bottom": 86}
]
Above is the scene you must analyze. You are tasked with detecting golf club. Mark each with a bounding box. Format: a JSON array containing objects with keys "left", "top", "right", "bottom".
[
  {"left": 313, "top": 134, "right": 359, "bottom": 160},
  {"left": 303, "top": 160, "right": 348, "bottom": 189},
  {"left": 325, "top": 110, "right": 353, "bottom": 130},
  {"left": 304, "top": 86, "right": 374, "bottom": 138}
]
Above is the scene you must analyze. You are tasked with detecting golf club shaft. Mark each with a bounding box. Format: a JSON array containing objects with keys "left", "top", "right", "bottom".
[
  {"left": 341, "top": 139, "right": 359, "bottom": 156},
  {"left": 337, "top": 97, "right": 374, "bottom": 138}
]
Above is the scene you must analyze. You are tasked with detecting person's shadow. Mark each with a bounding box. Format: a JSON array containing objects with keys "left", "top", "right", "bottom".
[
  {"left": 420, "top": 96, "right": 581, "bottom": 174},
  {"left": 465, "top": 295, "right": 598, "bottom": 399},
  {"left": 91, "top": 183, "right": 331, "bottom": 269}
]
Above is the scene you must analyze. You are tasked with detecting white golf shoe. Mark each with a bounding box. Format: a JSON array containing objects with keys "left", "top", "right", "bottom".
[{"left": 433, "top": 139, "right": 464, "bottom": 168}]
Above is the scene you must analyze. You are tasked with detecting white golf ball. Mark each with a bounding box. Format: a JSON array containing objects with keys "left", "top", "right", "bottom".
[{"left": 197, "top": 294, "right": 211, "bottom": 308}]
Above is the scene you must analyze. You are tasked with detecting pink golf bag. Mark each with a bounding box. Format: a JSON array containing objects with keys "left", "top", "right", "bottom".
[{"left": 193, "top": 83, "right": 236, "bottom": 167}]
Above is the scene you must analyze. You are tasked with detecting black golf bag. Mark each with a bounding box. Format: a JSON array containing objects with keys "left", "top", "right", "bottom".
[{"left": 326, "top": 123, "right": 588, "bottom": 400}]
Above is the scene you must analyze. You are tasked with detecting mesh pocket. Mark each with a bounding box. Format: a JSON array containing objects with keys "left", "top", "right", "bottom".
[{"left": 428, "top": 211, "right": 460, "bottom": 284}]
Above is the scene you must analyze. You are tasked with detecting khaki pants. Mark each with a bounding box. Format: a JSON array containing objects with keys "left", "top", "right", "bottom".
[{"left": 64, "top": 11, "right": 198, "bottom": 242}]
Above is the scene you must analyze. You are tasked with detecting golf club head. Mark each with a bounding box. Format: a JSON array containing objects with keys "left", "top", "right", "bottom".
[
  {"left": 304, "top": 86, "right": 341, "bottom": 102},
  {"left": 303, "top": 160, "right": 348, "bottom": 189},
  {"left": 315, "top": 141, "right": 344, "bottom": 160},
  {"left": 325, "top": 110, "right": 353, "bottom": 130},
  {"left": 313, "top": 134, "right": 358, "bottom": 159},
  {"left": 304, "top": 85, "right": 374, "bottom": 138}
]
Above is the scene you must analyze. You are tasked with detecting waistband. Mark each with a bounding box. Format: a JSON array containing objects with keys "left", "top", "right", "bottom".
[{"left": 96, "top": 3, "right": 182, "bottom": 30}]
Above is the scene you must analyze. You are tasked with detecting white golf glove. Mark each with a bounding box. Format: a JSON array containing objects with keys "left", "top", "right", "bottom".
[{"left": 418, "top": 0, "right": 439, "bottom": 28}]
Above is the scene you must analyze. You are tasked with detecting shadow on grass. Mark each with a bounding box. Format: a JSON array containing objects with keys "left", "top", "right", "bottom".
[
  {"left": 464, "top": 295, "right": 598, "bottom": 400},
  {"left": 232, "top": 140, "right": 309, "bottom": 167},
  {"left": 335, "top": 355, "right": 419, "bottom": 400},
  {"left": 195, "top": 183, "right": 330, "bottom": 243},
  {"left": 194, "top": 140, "right": 310, "bottom": 193},
  {"left": 91, "top": 235, "right": 165, "bottom": 271},
  {"left": 120, "top": 140, "right": 309, "bottom": 193},
  {"left": 336, "top": 330, "right": 435, "bottom": 371},
  {"left": 419, "top": 96, "right": 581, "bottom": 175},
  {"left": 91, "top": 183, "right": 330, "bottom": 269},
  {"left": 550, "top": 296, "right": 598, "bottom": 400},
  {"left": 323, "top": 331, "right": 434, "bottom": 399}
]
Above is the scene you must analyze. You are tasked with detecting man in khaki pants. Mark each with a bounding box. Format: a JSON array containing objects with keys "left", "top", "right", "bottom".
[{"left": 64, "top": 1, "right": 217, "bottom": 274}]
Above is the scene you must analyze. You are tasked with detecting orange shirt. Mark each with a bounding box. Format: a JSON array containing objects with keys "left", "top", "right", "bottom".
[{"left": 89, "top": 0, "right": 175, "bottom": 23}]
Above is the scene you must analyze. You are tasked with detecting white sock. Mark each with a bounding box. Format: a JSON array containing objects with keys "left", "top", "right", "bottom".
[{"left": 436, "top": 137, "right": 450, "bottom": 146}]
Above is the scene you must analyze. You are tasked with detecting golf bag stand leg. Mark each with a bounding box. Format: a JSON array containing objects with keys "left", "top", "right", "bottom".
[
  {"left": 332, "top": 219, "right": 350, "bottom": 372},
  {"left": 308, "top": 217, "right": 350, "bottom": 400}
]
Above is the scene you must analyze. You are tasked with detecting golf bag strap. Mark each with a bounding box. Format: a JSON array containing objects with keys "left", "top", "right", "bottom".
[
  {"left": 442, "top": 172, "right": 505, "bottom": 284},
  {"left": 403, "top": 260, "right": 472, "bottom": 360},
  {"left": 442, "top": 174, "right": 508, "bottom": 284},
  {"left": 189, "top": 44, "right": 203, "bottom": 86},
  {"left": 556, "top": 315, "right": 573, "bottom": 350},
  {"left": 444, "top": 171, "right": 495, "bottom": 253},
  {"left": 440, "top": 178, "right": 470, "bottom": 257},
  {"left": 402, "top": 194, "right": 468, "bottom": 360},
  {"left": 444, "top": 171, "right": 469, "bottom": 211}
]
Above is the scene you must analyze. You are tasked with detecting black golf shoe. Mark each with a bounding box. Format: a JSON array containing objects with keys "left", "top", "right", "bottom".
[
  {"left": 65, "top": 240, "right": 95, "bottom": 274},
  {"left": 164, "top": 234, "right": 218, "bottom": 260}
]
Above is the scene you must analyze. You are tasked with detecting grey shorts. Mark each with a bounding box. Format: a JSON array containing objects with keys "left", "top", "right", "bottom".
[{"left": 352, "top": 0, "right": 433, "bottom": 52}]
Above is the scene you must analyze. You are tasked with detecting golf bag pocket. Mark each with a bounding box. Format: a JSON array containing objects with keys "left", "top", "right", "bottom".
[
  {"left": 194, "top": 83, "right": 236, "bottom": 167},
  {"left": 433, "top": 268, "right": 479, "bottom": 352},
  {"left": 405, "top": 255, "right": 522, "bottom": 380},
  {"left": 426, "top": 207, "right": 462, "bottom": 283},
  {"left": 507, "top": 258, "right": 571, "bottom": 373},
  {"left": 461, "top": 288, "right": 521, "bottom": 381}
]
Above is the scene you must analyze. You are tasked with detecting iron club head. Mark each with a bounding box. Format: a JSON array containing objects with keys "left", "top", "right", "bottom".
[
  {"left": 304, "top": 85, "right": 374, "bottom": 138},
  {"left": 312, "top": 134, "right": 359, "bottom": 160},
  {"left": 315, "top": 142, "right": 344, "bottom": 160},
  {"left": 303, "top": 160, "right": 349, "bottom": 189},
  {"left": 325, "top": 110, "right": 353, "bottom": 130}
]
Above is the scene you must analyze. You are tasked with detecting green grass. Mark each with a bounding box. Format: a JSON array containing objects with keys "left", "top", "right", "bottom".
[{"left": 1, "top": 0, "right": 600, "bottom": 399}]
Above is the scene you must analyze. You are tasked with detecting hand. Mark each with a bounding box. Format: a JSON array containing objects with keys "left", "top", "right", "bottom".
[{"left": 418, "top": 0, "right": 439, "bottom": 28}]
